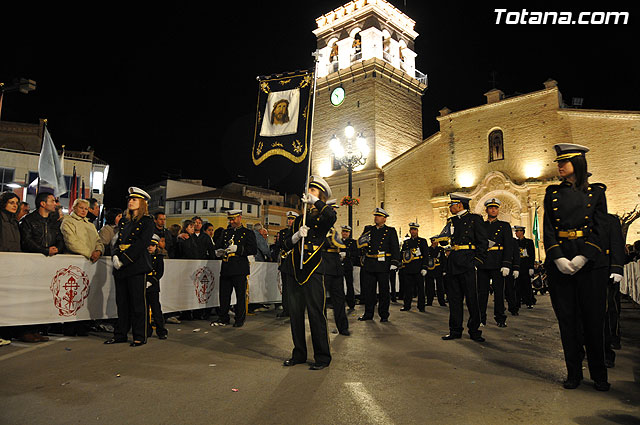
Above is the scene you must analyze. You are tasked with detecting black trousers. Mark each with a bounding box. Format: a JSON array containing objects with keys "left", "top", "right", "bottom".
[
  {"left": 403, "top": 272, "right": 425, "bottom": 310},
  {"left": 114, "top": 274, "right": 148, "bottom": 343},
  {"left": 219, "top": 274, "right": 247, "bottom": 325},
  {"left": 146, "top": 289, "right": 167, "bottom": 337},
  {"left": 505, "top": 274, "right": 518, "bottom": 313},
  {"left": 281, "top": 271, "right": 291, "bottom": 315},
  {"left": 445, "top": 269, "right": 482, "bottom": 338},
  {"left": 426, "top": 271, "right": 446, "bottom": 306},
  {"left": 605, "top": 281, "right": 621, "bottom": 361},
  {"left": 361, "top": 269, "right": 391, "bottom": 319},
  {"left": 326, "top": 274, "right": 349, "bottom": 332},
  {"left": 516, "top": 272, "right": 534, "bottom": 308},
  {"left": 477, "top": 268, "right": 507, "bottom": 324},
  {"left": 344, "top": 267, "right": 356, "bottom": 309},
  {"left": 389, "top": 269, "right": 398, "bottom": 300},
  {"left": 547, "top": 265, "right": 608, "bottom": 382},
  {"left": 287, "top": 272, "right": 331, "bottom": 365}
]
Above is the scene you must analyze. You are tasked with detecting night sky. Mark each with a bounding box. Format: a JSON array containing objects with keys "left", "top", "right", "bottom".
[{"left": 1, "top": 1, "right": 637, "bottom": 207}]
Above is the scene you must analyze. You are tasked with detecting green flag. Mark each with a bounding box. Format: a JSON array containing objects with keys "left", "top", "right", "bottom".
[{"left": 532, "top": 206, "right": 540, "bottom": 248}]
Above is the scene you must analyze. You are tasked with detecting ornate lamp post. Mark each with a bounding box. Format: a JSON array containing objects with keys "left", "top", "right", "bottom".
[{"left": 329, "top": 122, "right": 368, "bottom": 228}]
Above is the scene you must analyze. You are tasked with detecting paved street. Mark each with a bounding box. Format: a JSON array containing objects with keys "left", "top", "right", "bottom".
[{"left": 1, "top": 294, "right": 639, "bottom": 425}]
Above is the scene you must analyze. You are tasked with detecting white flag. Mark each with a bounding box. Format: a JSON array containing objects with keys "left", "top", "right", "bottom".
[{"left": 38, "top": 127, "right": 67, "bottom": 197}]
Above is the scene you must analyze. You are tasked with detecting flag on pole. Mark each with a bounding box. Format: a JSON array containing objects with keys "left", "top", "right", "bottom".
[
  {"left": 68, "top": 166, "right": 77, "bottom": 211},
  {"left": 38, "top": 126, "right": 67, "bottom": 197},
  {"left": 532, "top": 206, "right": 540, "bottom": 248},
  {"left": 252, "top": 70, "right": 314, "bottom": 192}
]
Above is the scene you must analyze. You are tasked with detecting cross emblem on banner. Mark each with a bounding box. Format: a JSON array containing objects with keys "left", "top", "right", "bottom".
[{"left": 63, "top": 276, "right": 79, "bottom": 310}]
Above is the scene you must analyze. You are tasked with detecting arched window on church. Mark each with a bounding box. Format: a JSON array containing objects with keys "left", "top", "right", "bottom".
[
  {"left": 351, "top": 32, "right": 362, "bottom": 62},
  {"left": 488, "top": 129, "right": 504, "bottom": 162}
]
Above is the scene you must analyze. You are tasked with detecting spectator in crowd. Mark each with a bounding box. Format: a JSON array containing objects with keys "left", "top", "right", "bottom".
[
  {"left": 87, "top": 198, "right": 101, "bottom": 229},
  {"left": 60, "top": 198, "right": 105, "bottom": 336},
  {"left": 54, "top": 205, "right": 64, "bottom": 222},
  {"left": 253, "top": 223, "right": 271, "bottom": 262},
  {"left": 175, "top": 219, "right": 199, "bottom": 259},
  {"left": 19, "top": 192, "right": 64, "bottom": 256},
  {"left": 202, "top": 222, "right": 217, "bottom": 259},
  {"left": 17, "top": 201, "right": 30, "bottom": 221},
  {"left": 61, "top": 199, "right": 104, "bottom": 263},
  {"left": 153, "top": 212, "right": 175, "bottom": 258},
  {"left": 98, "top": 208, "right": 123, "bottom": 256},
  {"left": 1, "top": 192, "right": 47, "bottom": 344},
  {"left": 0, "top": 192, "right": 22, "bottom": 252}
]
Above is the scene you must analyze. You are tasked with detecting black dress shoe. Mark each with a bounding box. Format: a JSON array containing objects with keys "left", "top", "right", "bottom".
[
  {"left": 283, "top": 358, "right": 305, "bottom": 367},
  {"left": 309, "top": 362, "right": 329, "bottom": 370},
  {"left": 158, "top": 335, "right": 168, "bottom": 340},
  {"left": 604, "top": 359, "right": 615, "bottom": 368},
  {"left": 130, "top": 341, "right": 146, "bottom": 347},
  {"left": 418, "top": 308, "right": 425, "bottom": 312},
  {"left": 233, "top": 322, "right": 244, "bottom": 328},
  {"left": 471, "top": 335, "right": 485, "bottom": 342},
  {"left": 339, "top": 329, "right": 351, "bottom": 336},
  {"left": 497, "top": 322, "right": 507, "bottom": 328},
  {"left": 562, "top": 379, "right": 581, "bottom": 389},
  {"left": 104, "top": 338, "right": 127, "bottom": 345},
  {"left": 400, "top": 307, "right": 411, "bottom": 311},
  {"left": 594, "top": 381, "right": 611, "bottom": 391},
  {"left": 358, "top": 316, "right": 373, "bottom": 321},
  {"left": 380, "top": 318, "right": 389, "bottom": 322},
  {"left": 442, "top": 334, "right": 461, "bottom": 340}
]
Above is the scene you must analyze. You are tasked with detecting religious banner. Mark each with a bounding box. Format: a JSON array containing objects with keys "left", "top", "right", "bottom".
[{"left": 252, "top": 70, "right": 314, "bottom": 167}]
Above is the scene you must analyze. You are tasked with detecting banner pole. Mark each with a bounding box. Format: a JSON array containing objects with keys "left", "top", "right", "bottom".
[{"left": 299, "top": 51, "right": 321, "bottom": 269}]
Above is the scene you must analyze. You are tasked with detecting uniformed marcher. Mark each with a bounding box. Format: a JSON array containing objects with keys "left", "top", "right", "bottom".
[
  {"left": 340, "top": 225, "right": 358, "bottom": 311},
  {"left": 439, "top": 193, "right": 489, "bottom": 342},
  {"left": 322, "top": 200, "right": 349, "bottom": 335},
  {"left": 603, "top": 213, "right": 625, "bottom": 368},
  {"left": 212, "top": 209, "right": 257, "bottom": 328},
  {"left": 505, "top": 235, "right": 521, "bottom": 316},
  {"left": 477, "top": 198, "right": 513, "bottom": 327},
  {"left": 275, "top": 211, "right": 299, "bottom": 318},
  {"left": 543, "top": 143, "right": 610, "bottom": 391},
  {"left": 146, "top": 234, "right": 167, "bottom": 340},
  {"left": 514, "top": 226, "right": 535, "bottom": 310},
  {"left": 106, "top": 187, "right": 156, "bottom": 347},
  {"left": 400, "top": 223, "right": 429, "bottom": 312},
  {"left": 357, "top": 208, "right": 401, "bottom": 322},
  {"left": 282, "top": 176, "right": 336, "bottom": 370},
  {"left": 426, "top": 236, "right": 447, "bottom": 306}
]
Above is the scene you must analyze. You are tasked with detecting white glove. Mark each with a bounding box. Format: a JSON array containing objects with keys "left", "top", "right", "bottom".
[
  {"left": 340, "top": 252, "right": 346, "bottom": 260},
  {"left": 302, "top": 193, "right": 319, "bottom": 204},
  {"left": 291, "top": 225, "right": 309, "bottom": 244},
  {"left": 529, "top": 269, "right": 534, "bottom": 276},
  {"left": 215, "top": 248, "right": 226, "bottom": 257},
  {"left": 570, "top": 255, "right": 588, "bottom": 273},
  {"left": 420, "top": 269, "right": 427, "bottom": 277},
  {"left": 610, "top": 273, "right": 623, "bottom": 283},
  {"left": 513, "top": 270, "right": 520, "bottom": 279},
  {"left": 226, "top": 245, "right": 238, "bottom": 254},
  {"left": 390, "top": 264, "right": 398, "bottom": 271},
  {"left": 554, "top": 257, "right": 576, "bottom": 275},
  {"left": 500, "top": 267, "right": 510, "bottom": 277},
  {"left": 112, "top": 255, "right": 123, "bottom": 270}
]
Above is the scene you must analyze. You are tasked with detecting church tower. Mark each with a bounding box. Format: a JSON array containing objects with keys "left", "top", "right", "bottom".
[{"left": 311, "top": 0, "right": 427, "bottom": 236}]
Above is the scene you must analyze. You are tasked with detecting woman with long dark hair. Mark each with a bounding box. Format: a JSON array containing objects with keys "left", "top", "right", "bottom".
[
  {"left": 543, "top": 144, "right": 610, "bottom": 391},
  {"left": 105, "top": 187, "right": 155, "bottom": 347}
]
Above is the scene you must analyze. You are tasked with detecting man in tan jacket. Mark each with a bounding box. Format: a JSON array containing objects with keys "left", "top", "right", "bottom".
[{"left": 61, "top": 199, "right": 104, "bottom": 262}]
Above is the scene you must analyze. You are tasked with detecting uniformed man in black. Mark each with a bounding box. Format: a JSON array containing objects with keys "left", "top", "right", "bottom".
[
  {"left": 426, "top": 236, "right": 447, "bottom": 306},
  {"left": 603, "top": 213, "right": 625, "bottom": 367},
  {"left": 322, "top": 200, "right": 349, "bottom": 335},
  {"left": 544, "top": 143, "right": 609, "bottom": 391},
  {"left": 275, "top": 211, "right": 298, "bottom": 318},
  {"left": 212, "top": 209, "right": 257, "bottom": 328},
  {"left": 340, "top": 225, "right": 358, "bottom": 311},
  {"left": 514, "top": 225, "right": 536, "bottom": 310},
  {"left": 505, "top": 234, "right": 521, "bottom": 316},
  {"left": 357, "top": 208, "right": 401, "bottom": 322},
  {"left": 282, "top": 176, "right": 336, "bottom": 370},
  {"left": 440, "top": 193, "right": 489, "bottom": 342},
  {"left": 400, "top": 223, "right": 429, "bottom": 312},
  {"left": 477, "top": 198, "right": 514, "bottom": 327}
]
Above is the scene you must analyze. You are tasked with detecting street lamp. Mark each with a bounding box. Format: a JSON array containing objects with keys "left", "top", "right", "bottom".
[
  {"left": 0, "top": 77, "right": 37, "bottom": 119},
  {"left": 330, "top": 122, "right": 369, "bottom": 228}
]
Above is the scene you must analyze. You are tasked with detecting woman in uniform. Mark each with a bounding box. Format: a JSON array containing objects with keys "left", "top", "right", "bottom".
[
  {"left": 543, "top": 144, "right": 610, "bottom": 391},
  {"left": 105, "top": 187, "right": 155, "bottom": 347}
]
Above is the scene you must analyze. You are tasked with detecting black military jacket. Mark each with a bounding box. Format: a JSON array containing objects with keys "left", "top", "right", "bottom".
[
  {"left": 479, "top": 219, "right": 514, "bottom": 270},
  {"left": 603, "top": 213, "right": 625, "bottom": 276},
  {"left": 444, "top": 210, "right": 488, "bottom": 275},
  {"left": 401, "top": 236, "right": 429, "bottom": 274},
  {"left": 515, "top": 237, "right": 535, "bottom": 272},
  {"left": 543, "top": 181, "right": 607, "bottom": 267},
  {"left": 358, "top": 224, "right": 401, "bottom": 273},
  {"left": 218, "top": 225, "right": 257, "bottom": 277},
  {"left": 341, "top": 237, "right": 358, "bottom": 271},
  {"left": 276, "top": 226, "right": 294, "bottom": 275},
  {"left": 114, "top": 215, "right": 156, "bottom": 279},
  {"left": 146, "top": 252, "right": 165, "bottom": 292},
  {"left": 426, "top": 245, "right": 445, "bottom": 276},
  {"left": 322, "top": 228, "right": 345, "bottom": 277},
  {"left": 510, "top": 237, "right": 521, "bottom": 273},
  {"left": 284, "top": 199, "right": 337, "bottom": 285}
]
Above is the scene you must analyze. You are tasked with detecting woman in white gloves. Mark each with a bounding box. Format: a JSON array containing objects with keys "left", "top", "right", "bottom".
[
  {"left": 105, "top": 187, "right": 155, "bottom": 347},
  {"left": 543, "top": 144, "right": 610, "bottom": 391}
]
